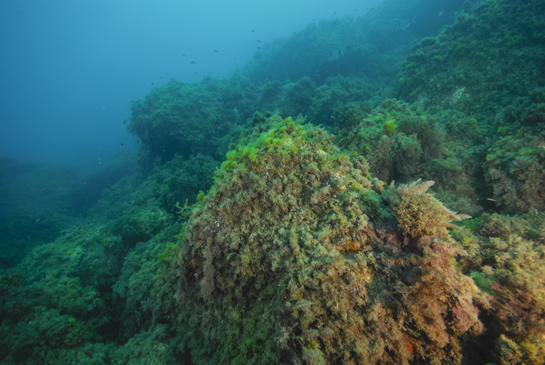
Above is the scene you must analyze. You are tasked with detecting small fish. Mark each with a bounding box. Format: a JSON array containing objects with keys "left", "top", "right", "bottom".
[
  {"left": 333, "top": 12, "right": 336, "bottom": 14},
  {"left": 251, "top": 29, "right": 255, "bottom": 32},
  {"left": 328, "top": 49, "right": 341, "bottom": 62},
  {"left": 151, "top": 83, "right": 154, "bottom": 85},
  {"left": 257, "top": 39, "right": 261, "bottom": 42},
  {"left": 123, "top": 120, "right": 127, "bottom": 124},
  {"left": 396, "top": 16, "right": 417, "bottom": 30},
  {"left": 486, "top": 198, "right": 497, "bottom": 202},
  {"left": 512, "top": 160, "right": 521, "bottom": 166},
  {"left": 190, "top": 61, "right": 196, "bottom": 64},
  {"left": 121, "top": 143, "right": 124, "bottom": 146},
  {"left": 257, "top": 46, "right": 261, "bottom": 49},
  {"left": 137, "top": 140, "right": 140, "bottom": 144},
  {"left": 159, "top": 76, "right": 162, "bottom": 79},
  {"left": 0, "top": 258, "right": 13, "bottom": 268},
  {"left": 213, "top": 49, "right": 219, "bottom": 52},
  {"left": 438, "top": 10, "right": 444, "bottom": 16},
  {"left": 32, "top": 218, "right": 40, "bottom": 224},
  {"left": 183, "top": 54, "right": 187, "bottom": 56}
]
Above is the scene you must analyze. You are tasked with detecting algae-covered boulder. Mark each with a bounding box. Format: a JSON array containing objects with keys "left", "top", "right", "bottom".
[
  {"left": 453, "top": 212, "right": 545, "bottom": 364},
  {"left": 165, "top": 114, "right": 482, "bottom": 364},
  {"left": 334, "top": 99, "right": 484, "bottom": 216},
  {"left": 128, "top": 75, "right": 258, "bottom": 169}
]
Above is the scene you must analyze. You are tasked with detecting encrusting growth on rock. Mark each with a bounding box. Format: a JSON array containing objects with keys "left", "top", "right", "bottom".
[
  {"left": 165, "top": 113, "right": 484, "bottom": 365},
  {"left": 392, "top": 179, "right": 472, "bottom": 238}
]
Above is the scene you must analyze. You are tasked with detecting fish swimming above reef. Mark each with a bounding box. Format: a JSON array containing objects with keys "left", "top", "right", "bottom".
[
  {"left": 328, "top": 49, "right": 342, "bottom": 62},
  {"left": 396, "top": 16, "right": 417, "bottom": 30}
]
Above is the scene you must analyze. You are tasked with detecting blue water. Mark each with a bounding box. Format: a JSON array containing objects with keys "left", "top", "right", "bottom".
[{"left": 0, "top": 0, "right": 386, "bottom": 174}]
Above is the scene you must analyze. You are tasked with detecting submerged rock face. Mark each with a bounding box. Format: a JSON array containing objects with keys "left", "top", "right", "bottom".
[{"left": 167, "top": 114, "right": 482, "bottom": 365}]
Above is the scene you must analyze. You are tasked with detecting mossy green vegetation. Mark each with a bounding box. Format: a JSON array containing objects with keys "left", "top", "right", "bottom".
[
  {"left": 334, "top": 98, "right": 484, "bottom": 216},
  {"left": 382, "top": 119, "right": 397, "bottom": 136},
  {"left": 453, "top": 211, "right": 545, "bottom": 364},
  {"left": 1, "top": 0, "right": 544, "bottom": 363},
  {"left": 128, "top": 74, "right": 258, "bottom": 170},
  {"left": 164, "top": 114, "right": 482, "bottom": 364},
  {"left": 394, "top": 0, "right": 545, "bottom": 127}
]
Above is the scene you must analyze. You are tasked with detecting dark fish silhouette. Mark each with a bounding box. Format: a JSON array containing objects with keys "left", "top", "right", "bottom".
[
  {"left": 32, "top": 218, "right": 40, "bottom": 224},
  {"left": 257, "top": 46, "right": 261, "bottom": 49},
  {"left": 121, "top": 143, "right": 124, "bottom": 146},
  {"left": 328, "top": 49, "right": 342, "bottom": 61},
  {"left": 190, "top": 61, "right": 196, "bottom": 64},
  {"left": 123, "top": 120, "right": 127, "bottom": 124},
  {"left": 257, "top": 39, "right": 261, "bottom": 42},
  {"left": 396, "top": 16, "right": 417, "bottom": 30},
  {"left": 0, "top": 258, "right": 12, "bottom": 268},
  {"left": 251, "top": 29, "right": 255, "bottom": 32},
  {"left": 213, "top": 49, "right": 219, "bottom": 52},
  {"left": 151, "top": 83, "right": 154, "bottom": 85},
  {"left": 183, "top": 54, "right": 187, "bottom": 56}
]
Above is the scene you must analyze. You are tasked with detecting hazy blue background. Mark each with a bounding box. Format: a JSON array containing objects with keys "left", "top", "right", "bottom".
[{"left": 0, "top": 0, "right": 382, "bottom": 173}]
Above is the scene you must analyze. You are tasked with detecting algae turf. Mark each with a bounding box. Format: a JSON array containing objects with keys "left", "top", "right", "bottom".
[
  {"left": 162, "top": 114, "right": 483, "bottom": 364},
  {"left": 241, "top": 0, "right": 465, "bottom": 87},
  {"left": 452, "top": 211, "right": 545, "bottom": 364},
  {"left": 482, "top": 126, "right": 545, "bottom": 212},
  {"left": 0, "top": 151, "right": 212, "bottom": 364},
  {"left": 391, "top": 0, "right": 545, "bottom": 214},
  {"left": 394, "top": 0, "right": 545, "bottom": 125},
  {"left": 1, "top": 0, "right": 544, "bottom": 363},
  {"left": 127, "top": 75, "right": 259, "bottom": 170},
  {"left": 334, "top": 98, "right": 485, "bottom": 216},
  {"left": 0, "top": 155, "right": 83, "bottom": 267}
]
